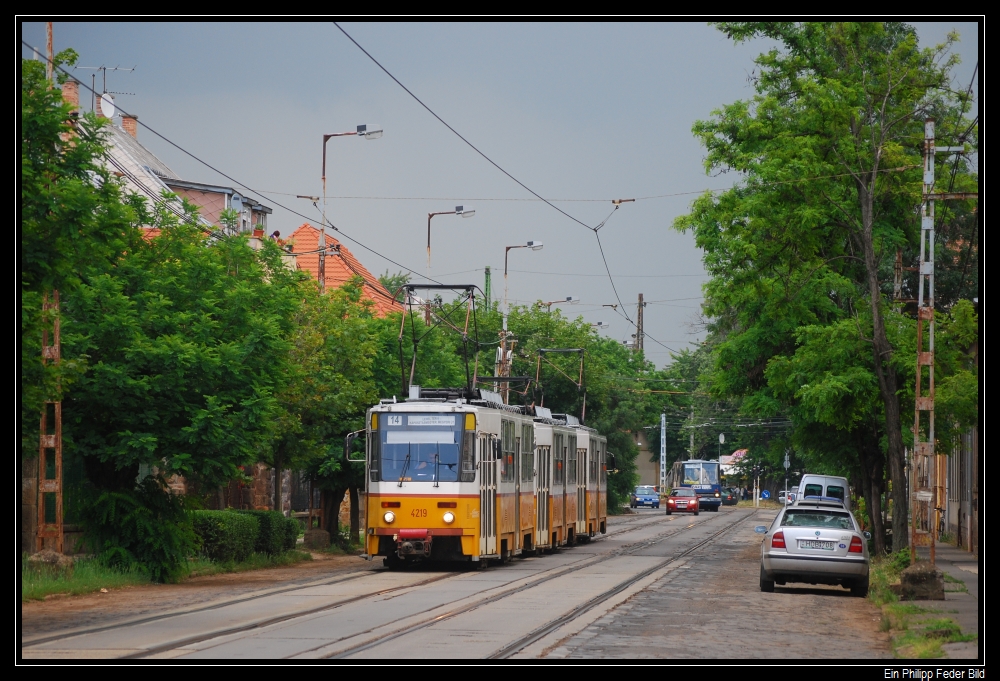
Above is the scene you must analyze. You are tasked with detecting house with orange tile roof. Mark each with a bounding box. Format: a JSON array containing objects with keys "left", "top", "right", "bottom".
[{"left": 287, "top": 223, "right": 402, "bottom": 316}]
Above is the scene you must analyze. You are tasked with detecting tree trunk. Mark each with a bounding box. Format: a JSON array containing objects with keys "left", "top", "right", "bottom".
[
  {"left": 273, "top": 452, "right": 283, "bottom": 515},
  {"left": 321, "top": 487, "right": 346, "bottom": 539},
  {"left": 349, "top": 484, "right": 360, "bottom": 546},
  {"left": 857, "top": 184, "right": 909, "bottom": 552},
  {"left": 857, "top": 431, "right": 887, "bottom": 556}
]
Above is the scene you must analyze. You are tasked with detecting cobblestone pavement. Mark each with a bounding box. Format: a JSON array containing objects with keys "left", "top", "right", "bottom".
[{"left": 549, "top": 510, "right": 891, "bottom": 660}]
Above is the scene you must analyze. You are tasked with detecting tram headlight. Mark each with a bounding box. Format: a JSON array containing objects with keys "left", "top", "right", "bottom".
[
  {"left": 383, "top": 511, "right": 395, "bottom": 524},
  {"left": 442, "top": 511, "right": 455, "bottom": 524}
]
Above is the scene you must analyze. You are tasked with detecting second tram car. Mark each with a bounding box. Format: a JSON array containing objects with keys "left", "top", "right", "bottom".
[{"left": 362, "top": 390, "right": 608, "bottom": 567}]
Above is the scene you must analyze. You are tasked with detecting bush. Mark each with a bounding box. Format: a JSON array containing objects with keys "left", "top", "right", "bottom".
[
  {"left": 192, "top": 511, "right": 259, "bottom": 563},
  {"left": 235, "top": 510, "right": 288, "bottom": 555},
  {"left": 81, "top": 476, "right": 197, "bottom": 583},
  {"left": 283, "top": 517, "right": 301, "bottom": 551}
]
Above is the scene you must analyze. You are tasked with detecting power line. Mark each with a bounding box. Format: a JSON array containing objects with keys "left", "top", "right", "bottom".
[
  {"left": 333, "top": 22, "right": 596, "bottom": 234},
  {"left": 30, "top": 44, "right": 452, "bottom": 293}
]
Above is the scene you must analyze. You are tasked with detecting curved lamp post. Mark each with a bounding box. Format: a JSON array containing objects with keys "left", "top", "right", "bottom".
[{"left": 319, "top": 124, "right": 382, "bottom": 293}]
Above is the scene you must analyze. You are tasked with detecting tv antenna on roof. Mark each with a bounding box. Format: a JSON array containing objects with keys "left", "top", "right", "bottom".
[{"left": 74, "top": 64, "right": 136, "bottom": 112}]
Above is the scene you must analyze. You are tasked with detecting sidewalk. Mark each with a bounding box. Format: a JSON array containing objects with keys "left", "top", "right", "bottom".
[{"left": 914, "top": 542, "right": 980, "bottom": 660}]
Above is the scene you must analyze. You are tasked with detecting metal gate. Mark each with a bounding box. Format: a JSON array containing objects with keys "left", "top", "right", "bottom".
[
  {"left": 537, "top": 446, "right": 550, "bottom": 547},
  {"left": 479, "top": 435, "right": 497, "bottom": 557}
]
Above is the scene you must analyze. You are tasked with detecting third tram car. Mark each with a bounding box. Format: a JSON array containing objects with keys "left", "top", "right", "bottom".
[{"left": 361, "top": 389, "right": 608, "bottom": 567}]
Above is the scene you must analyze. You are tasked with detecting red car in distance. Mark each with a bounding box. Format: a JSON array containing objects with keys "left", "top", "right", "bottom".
[{"left": 666, "top": 488, "right": 700, "bottom": 515}]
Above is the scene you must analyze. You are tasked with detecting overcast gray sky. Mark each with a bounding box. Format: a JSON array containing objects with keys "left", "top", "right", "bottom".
[{"left": 21, "top": 21, "right": 979, "bottom": 367}]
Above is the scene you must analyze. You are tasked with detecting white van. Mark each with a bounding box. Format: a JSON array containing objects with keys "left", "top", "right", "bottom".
[{"left": 796, "top": 474, "right": 851, "bottom": 510}]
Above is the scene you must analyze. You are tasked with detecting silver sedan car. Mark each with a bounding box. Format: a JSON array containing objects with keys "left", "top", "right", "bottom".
[{"left": 755, "top": 501, "right": 871, "bottom": 597}]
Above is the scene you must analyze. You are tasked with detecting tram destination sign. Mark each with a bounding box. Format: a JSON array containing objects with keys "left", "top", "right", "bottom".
[{"left": 407, "top": 415, "right": 457, "bottom": 427}]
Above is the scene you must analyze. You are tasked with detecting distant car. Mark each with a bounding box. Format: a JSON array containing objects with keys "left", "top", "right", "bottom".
[
  {"left": 755, "top": 499, "right": 870, "bottom": 597},
  {"left": 721, "top": 487, "right": 738, "bottom": 506},
  {"left": 631, "top": 485, "right": 660, "bottom": 509},
  {"left": 665, "top": 488, "right": 700, "bottom": 515},
  {"left": 777, "top": 490, "right": 796, "bottom": 505}
]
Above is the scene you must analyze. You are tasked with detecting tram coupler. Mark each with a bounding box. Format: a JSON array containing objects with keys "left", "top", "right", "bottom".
[{"left": 396, "top": 529, "right": 432, "bottom": 558}]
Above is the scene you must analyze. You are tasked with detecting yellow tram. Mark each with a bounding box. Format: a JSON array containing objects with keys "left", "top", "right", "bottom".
[{"left": 361, "top": 389, "right": 608, "bottom": 567}]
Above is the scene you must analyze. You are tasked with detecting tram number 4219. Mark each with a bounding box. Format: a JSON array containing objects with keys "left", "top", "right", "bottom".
[{"left": 411, "top": 508, "right": 427, "bottom": 518}]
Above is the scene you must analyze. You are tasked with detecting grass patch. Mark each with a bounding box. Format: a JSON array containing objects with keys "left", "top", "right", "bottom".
[
  {"left": 187, "top": 550, "right": 312, "bottom": 578},
  {"left": 21, "top": 554, "right": 150, "bottom": 602},
  {"left": 736, "top": 499, "right": 782, "bottom": 510},
  {"left": 892, "top": 618, "right": 977, "bottom": 659}
]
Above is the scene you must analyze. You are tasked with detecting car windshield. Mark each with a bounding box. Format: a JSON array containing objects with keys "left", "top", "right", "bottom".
[
  {"left": 635, "top": 486, "right": 656, "bottom": 495},
  {"left": 780, "top": 510, "right": 854, "bottom": 530},
  {"left": 670, "top": 489, "right": 695, "bottom": 497}
]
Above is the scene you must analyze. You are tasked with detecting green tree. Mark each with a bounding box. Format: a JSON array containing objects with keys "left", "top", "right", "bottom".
[
  {"left": 675, "top": 22, "right": 977, "bottom": 549},
  {"left": 21, "top": 53, "right": 135, "bottom": 453}
]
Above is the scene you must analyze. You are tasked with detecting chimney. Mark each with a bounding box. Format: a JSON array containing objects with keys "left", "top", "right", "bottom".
[
  {"left": 122, "top": 114, "right": 138, "bottom": 138},
  {"left": 61, "top": 79, "right": 80, "bottom": 112},
  {"left": 95, "top": 93, "right": 108, "bottom": 118}
]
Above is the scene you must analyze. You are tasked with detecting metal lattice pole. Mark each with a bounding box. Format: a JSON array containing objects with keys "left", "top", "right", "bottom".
[{"left": 913, "top": 120, "right": 978, "bottom": 566}]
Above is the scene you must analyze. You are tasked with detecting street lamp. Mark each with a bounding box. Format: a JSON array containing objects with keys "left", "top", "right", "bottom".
[
  {"left": 319, "top": 124, "right": 382, "bottom": 293},
  {"left": 503, "top": 241, "right": 544, "bottom": 321},
  {"left": 537, "top": 296, "right": 579, "bottom": 311},
  {"left": 427, "top": 206, "right": 475, "bottom": 274},
  {"left": 497, "top": 241, "right": 543, "bottom": 403},
  {"left": 591, "top": 322, "right": 609, "bottom": 329}
]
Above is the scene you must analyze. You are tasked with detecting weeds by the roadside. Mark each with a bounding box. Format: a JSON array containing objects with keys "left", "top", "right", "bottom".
[
  {"left": 868, "top": 550, "right": 910, "bottom": 606},
  {"left": 21, "top": 554, "right": 149, "bottom": 602},
  {"left": 892, "top": 616, "right": 977, "bottom": 659},
  {"left": 869, "top": 554, "right": 977, "bottom": 659},
  {"left": 736, "top": 499, "right": 782, "bottom": 510},
  {"left": 187, "top": 550, "right": 312, "bottom": 577}
]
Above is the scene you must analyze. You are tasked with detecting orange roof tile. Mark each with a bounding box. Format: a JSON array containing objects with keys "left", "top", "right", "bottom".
[{"left": 288, "top": 223, "right": 403, "bottom": 317}]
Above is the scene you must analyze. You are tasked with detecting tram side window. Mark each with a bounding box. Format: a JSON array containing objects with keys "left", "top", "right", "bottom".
[
  {"left": 521, "top": 424, "right": 534, "bottom": 483},
  {"left": 589, "top": 441, "right": 598, "bottom": 483},
  {"left": 567, "top": 436, "right": 577, "bottom": 485},
  {"left": 600, "top": 443, "right": 607, "bottom": 484},
  {"left": 501, "top": 420, "right": 516, "bottom": 483},
  {"left": 553, "top": 434, "right": 564, "bottom": 485}
]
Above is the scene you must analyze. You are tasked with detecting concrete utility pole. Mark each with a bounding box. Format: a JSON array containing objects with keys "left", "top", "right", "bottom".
[
  {"left": 911, "top": 119, "right": 978, "bottom": 566},
  {"left": 635, "top": 293, "right": 644, "bottom": 352},
  {"left": 484, "top": 266, "right": 491, "bottom": 314},
  {"left": 659, "top": 412, "right": 667, "bottom": 492},
  {"left": 46, "top": 22, "right": 53, "bottom": 84},
  {"left": 37, "top": 291, "right": 63, "bottom": 553},
  {"left": 689, "top": 405, "right": 695, "bottom": 459}
]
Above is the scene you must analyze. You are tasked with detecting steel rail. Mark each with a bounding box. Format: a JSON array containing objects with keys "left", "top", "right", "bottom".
[
  {"left": 321, "top": 509, "right": 748, "bottom": 660},
  {"left": 24, "top": 513, "right": 673, "bottom": 656},
  {"left": 487, "top": 509, "right": 756, "bottom": 659}
]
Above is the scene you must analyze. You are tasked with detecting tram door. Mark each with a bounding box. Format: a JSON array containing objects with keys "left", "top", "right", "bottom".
[
  {"left": 537, "top": 445, "right": 550, "bottom": 548},
  {"left": 513, "top": 434, "right": 521, "bottom": 552},
  {"left": 479, "top": 434, "right": 497, "bottom": 556},
  {"left": 577, "top": 447, "right": 586, "bottom": 530}
]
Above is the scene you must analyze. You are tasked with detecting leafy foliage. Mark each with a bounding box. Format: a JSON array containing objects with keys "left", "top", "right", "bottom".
[
  {"left": 235, "top": 510, "right": 291, "bottom": 556},
  {"left": 674, "top": 22, "right": 978, "bottom": 551},
  {"left": 192, "top": 510, "right": 260, "bottom": 563},
  {"left": 81, "top": 477, "right": 196, "bottom": 583}
]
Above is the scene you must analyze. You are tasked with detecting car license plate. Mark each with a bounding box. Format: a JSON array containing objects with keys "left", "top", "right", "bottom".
[
  {"left": 799, "top": 540, "right": 834, "bottom": 550},
  {"left": 677, "top": 502, "right": 687, "bottom": 507}
]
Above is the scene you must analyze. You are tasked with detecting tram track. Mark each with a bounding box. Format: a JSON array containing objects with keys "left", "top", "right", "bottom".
[
  {"left": 317, "top": 509, "right": 751, "bottom": 660},
  {"left": 22, "top": 511, "right": 688, "bottom": 658},
  {"left": 487, "top": 508, "right": 756, "bottom": 658}
]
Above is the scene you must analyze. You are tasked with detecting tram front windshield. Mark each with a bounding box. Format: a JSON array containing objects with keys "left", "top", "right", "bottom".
[
  {"left": 683, "top": 462, "right": 719, "bottom": 487},
  {"left": 380, "top": 413, "right": 462, "bottom": 483}
]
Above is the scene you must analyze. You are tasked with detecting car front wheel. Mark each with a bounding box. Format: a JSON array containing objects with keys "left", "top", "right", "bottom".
[
  {"left": 759, "top": 565, "right": 775, "bottom": 592},
  {"left": 665, "top": 509, "right": 671, "bottom": 515}
]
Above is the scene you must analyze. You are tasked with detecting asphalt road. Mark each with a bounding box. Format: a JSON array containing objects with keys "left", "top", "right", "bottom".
[{"left": 21, "top": 507, "right": 890, "bottom": 660}]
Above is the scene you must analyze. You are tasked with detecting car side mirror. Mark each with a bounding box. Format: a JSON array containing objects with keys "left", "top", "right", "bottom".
[
  {"left": 863, "top": 531, "right": 872, "bottom": 540},
  {"left": 754, "top": 526, "right": 768, "bottom": 534}
]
